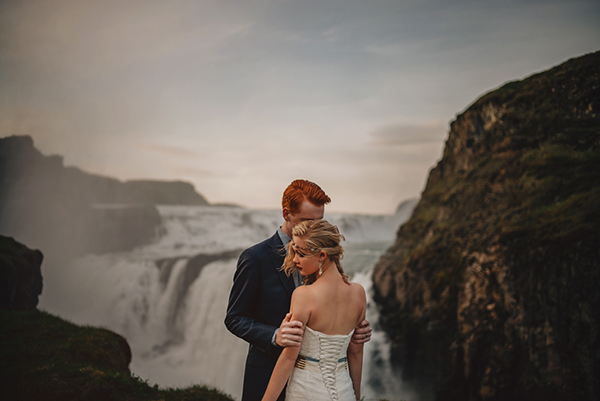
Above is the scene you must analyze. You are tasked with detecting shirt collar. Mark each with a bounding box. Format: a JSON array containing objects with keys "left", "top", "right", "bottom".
[{"left": 277, "top": 226, "right": 291, "bottom": 245}]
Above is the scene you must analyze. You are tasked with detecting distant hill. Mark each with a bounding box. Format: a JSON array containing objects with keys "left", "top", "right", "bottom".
[
  {"left": 0, "top": 135, "right": 209, "bottom": 206},
  {"left": 394, "top": 197, "right": 418, "bottom": 216},
  {"left": 372, "top": 51, "right": 600, "bottom": 400},
  {"left": 0, "top": 136, "right": 209, "bottom": 256}
]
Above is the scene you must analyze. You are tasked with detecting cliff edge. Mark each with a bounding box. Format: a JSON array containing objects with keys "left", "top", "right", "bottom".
[{"left": 372, "top": 51, "right": 599, "bottom": 400}]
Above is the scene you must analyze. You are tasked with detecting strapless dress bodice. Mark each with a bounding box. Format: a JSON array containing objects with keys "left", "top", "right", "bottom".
[{"left": 285, "top": 326, "right": 356, "bottom": 401}]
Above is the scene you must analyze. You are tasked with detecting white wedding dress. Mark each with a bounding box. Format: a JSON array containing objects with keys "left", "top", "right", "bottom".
[{"left": 285, "top": 326, "right": 356, "bottom": 401}]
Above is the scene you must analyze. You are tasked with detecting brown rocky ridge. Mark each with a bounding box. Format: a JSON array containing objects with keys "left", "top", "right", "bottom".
[{"left": 372, "top": 51, "right": 600, "bottom": 400}]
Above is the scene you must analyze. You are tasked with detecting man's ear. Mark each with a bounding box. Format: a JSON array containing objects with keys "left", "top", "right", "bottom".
[{"left": 283, "top": 208, "right": 291, "bottom": 222}]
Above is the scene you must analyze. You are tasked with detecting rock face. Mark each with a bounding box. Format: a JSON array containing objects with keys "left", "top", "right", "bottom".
[
  {"left": 0, "top": 136, "right": 207, "bottom": 256},
  {"left": 372, "top": 51, "right": 600, "bottom": 401},
  {"left": 0, "top": 236, "right": 43, "bottom": 310}
]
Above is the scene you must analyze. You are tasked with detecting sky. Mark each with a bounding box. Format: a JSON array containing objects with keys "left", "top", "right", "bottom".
[{"left": 1, "top": 0, "right": 598, "bottom": 214}]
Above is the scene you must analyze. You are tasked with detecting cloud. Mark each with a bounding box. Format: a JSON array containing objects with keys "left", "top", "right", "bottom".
[
  {"left": 0, "top": 0, "right": 258, "bottom": 79},
  {"left": 369, "top": 121, "right": 448, "bottom": 146},
  {"left": 166, "top": 164, "right": 217, "bottom": 179},
  {"left": 137, "top": 142, "right": 201, "bottom": 159},
  {"left": 1, "top": 0, "right": 598, "bottom": 214}
]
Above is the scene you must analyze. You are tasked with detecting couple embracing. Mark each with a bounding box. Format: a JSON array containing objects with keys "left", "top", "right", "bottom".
[{"left": 225, "top": 180, "right": 372, "bottom": 401}]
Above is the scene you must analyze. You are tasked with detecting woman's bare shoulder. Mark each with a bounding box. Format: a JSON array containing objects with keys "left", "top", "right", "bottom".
[
  {"left": 290, "top": 285, "right": 316, "bottom": 323},
  {"left": 350, "top": 281, "right": 366, "bottom": 296},
  {"left": 291, "top": 284, "right": 316, "bottom": 302}
]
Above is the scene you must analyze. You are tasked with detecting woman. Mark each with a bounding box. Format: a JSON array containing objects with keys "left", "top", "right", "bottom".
[{"left": 262, "top": 219, "right": 367, "bottom": 401}]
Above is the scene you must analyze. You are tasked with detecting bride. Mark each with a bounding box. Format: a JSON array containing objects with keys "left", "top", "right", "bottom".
[{"left": 261, "top": 219, "right": 367, "bottom": 401}]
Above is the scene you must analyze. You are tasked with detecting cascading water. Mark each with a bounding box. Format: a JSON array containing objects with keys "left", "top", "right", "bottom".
[{"left": 39, "top": 204, "right": 418, "bottom": 400}]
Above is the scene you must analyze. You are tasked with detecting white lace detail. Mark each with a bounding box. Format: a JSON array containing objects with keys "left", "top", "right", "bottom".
[{"left": 317, "top": 330, "right": 353, "bottom": 401}]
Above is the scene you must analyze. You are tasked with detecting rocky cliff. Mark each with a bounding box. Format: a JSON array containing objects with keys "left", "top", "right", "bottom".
[
  {"left": 0, "top": 136, "right": 208, "bottom": 256},
  {"left": 0, "top": 235, "right": 43, "bottom": 310},
  {"left": 372, "top": 51, "right": 600, "bottom": 401}
]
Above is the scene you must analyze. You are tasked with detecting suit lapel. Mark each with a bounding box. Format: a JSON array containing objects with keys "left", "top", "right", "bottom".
[{"left": 267, "top": 232, "right": 296, "bottom": 297}]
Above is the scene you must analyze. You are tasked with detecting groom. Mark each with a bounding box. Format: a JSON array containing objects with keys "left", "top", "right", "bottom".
[{"left": 225, "top": 179, "right": 372, "bottom": 401}]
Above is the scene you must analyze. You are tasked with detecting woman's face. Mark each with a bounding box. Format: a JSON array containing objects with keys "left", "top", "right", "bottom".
[{"left": 291, "top": 236, "right": 320, "bottom": 276}]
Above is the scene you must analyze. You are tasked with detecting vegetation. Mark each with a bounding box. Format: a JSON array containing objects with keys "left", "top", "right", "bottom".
[{"left": 0, "top": 309, "right": 233, "bottom": 401}]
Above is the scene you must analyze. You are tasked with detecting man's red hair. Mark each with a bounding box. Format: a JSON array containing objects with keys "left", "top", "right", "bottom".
[{"left": 282, "top": 179, "right": 331, "bottom": 214}]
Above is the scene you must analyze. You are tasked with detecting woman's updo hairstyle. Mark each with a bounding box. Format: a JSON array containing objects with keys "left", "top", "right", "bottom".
[{"left": 283, "top": 219, "right": 350, "bottom": 284}]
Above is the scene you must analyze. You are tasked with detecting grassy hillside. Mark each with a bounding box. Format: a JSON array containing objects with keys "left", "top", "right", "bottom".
[{"left": 0, "top": 309, "right": 233, "bottom": 401}]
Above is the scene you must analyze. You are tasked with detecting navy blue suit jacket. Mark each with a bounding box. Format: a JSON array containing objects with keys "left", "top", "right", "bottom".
[{"left": 225, "top": 231, "right": 296, "bottom": 401}]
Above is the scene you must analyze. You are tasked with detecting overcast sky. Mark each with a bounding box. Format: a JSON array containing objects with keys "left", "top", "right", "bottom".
[{"left": 1, "top": 0, "right": 598, "bottom": 214}]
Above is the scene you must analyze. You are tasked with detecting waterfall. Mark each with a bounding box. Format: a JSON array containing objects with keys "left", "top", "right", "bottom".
[{"left": 39, "top": 204, "right": 418, "bottom": 400}]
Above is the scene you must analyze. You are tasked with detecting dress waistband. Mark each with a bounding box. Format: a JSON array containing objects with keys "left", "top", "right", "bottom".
[{"left": 294, "top": 355, "right": 347, "bottom": 370}]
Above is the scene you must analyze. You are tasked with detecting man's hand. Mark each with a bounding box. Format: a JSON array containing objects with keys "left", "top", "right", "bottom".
[
  {"left": 351, "top": 319, "right": 372, "bottom": 344},
  {"left": 275, "top": 313, "right": 304, "bottom": 348}
]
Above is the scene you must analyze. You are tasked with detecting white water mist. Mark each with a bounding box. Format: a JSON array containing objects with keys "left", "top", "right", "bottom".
[{"left": 40, "top": 203, "right": 418, "bottom": 400}]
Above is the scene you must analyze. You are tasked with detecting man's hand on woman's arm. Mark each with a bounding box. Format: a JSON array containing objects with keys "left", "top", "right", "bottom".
[
  {"left": 351, "top": 319, "right": 372, "bottom": 344},
  {"left": 275, "top": 313, "right": 304, "bottom": 347}
]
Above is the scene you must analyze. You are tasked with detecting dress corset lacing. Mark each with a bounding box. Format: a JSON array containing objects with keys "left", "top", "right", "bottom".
[{"left": 301, "top": 326, "right": 354, "bottom": 401}]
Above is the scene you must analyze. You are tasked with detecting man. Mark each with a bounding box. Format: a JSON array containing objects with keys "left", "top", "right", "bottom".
[{"left": 225, "top": 179, "right": 372, "bottom": 401}]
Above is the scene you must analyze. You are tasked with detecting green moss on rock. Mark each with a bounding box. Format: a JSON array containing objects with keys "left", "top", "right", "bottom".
[{"left": 0, "top": 310, "right": 233, "bottom": 401}]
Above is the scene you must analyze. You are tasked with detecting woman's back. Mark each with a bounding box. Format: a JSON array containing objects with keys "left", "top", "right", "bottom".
[
  {"left": 301, "top": 279, "right": 365, "bottom": 336},
  {"left": 285, "top": 275, "right": 365, "bottom": 401}
]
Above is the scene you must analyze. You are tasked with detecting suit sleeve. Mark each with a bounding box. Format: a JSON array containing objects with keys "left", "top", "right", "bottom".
[{"left": 225, "top": 248, "right": 278, "bottom": 355}]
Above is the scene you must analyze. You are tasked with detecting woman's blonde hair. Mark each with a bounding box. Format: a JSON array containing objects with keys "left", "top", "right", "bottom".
[{"left": 283, "top": 219, "right": 350, "bottom": 285}]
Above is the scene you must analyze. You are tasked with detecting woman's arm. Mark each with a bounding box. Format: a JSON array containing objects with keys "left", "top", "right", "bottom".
[
  {"left": 261, "top": 287, "right": 312, "bottom": 401},
  {"left": 348, "top": 283, "right": 367, "bottom": 400},
  {"left": 261, "top": 342, "right": 301, "bottom": 401},
  {"left": 348, "top": 341, "right": 364, "bottom": 401}
]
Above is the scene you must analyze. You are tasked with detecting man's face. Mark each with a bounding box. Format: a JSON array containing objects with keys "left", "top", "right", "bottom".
[{"left": 284, "top": 200, "right": 324, "bottom": 233}]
